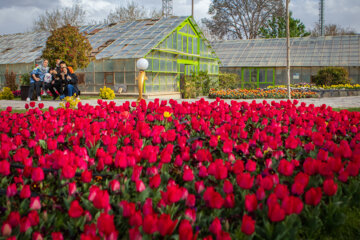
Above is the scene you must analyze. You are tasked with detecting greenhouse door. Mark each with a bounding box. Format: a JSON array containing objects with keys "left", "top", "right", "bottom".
[{"left": 178, "top": 60, "right": 197, "bottom": 94}]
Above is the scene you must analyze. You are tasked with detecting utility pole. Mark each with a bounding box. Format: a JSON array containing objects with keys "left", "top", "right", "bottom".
[
  {"left": 320, "top": 0, "right": 325, "bottom": 36},
  {"left": 192, "top": 0, "right": 194, "bottom": 17},
  {"left": 286, "top": 0, "right": 291, "bottom": 99}
]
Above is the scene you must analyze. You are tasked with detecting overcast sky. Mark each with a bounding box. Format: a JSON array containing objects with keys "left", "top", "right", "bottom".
[{"left": 0, "top": 0, "right": 359, "bottom": 35}]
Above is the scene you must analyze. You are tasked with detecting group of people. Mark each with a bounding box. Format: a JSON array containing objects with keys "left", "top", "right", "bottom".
[{"left": 26, "top": 59, "right": 80, "bottom": 101}]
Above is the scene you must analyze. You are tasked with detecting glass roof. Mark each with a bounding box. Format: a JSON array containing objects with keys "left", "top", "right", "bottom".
[
  {"left": 0, "top": 16, "right": 187, "bottom": 64},
  {"left": 212, "top": 35, "right": 360, "bottom": 67}
]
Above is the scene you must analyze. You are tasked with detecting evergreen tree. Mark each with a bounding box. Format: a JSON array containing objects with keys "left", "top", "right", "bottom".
[{"left": 259, "top": 12, "right": 310, "bottom": 38}]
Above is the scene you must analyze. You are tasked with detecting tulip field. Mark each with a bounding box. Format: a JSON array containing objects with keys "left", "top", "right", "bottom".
[{"left": 1, "top": 98, "right": 360, "bottom": 240}]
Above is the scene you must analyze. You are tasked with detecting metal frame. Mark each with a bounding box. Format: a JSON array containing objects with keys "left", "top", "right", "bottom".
[
  {"left": 241, "top": 68, "right": 276, "bottom": 88},
  {"left": 143, "top": 17, "right": 220, "bottom": 93}
]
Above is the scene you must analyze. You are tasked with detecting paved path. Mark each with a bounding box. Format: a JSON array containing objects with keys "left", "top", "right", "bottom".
[{"left": 1, "top": 96, "right": 360, "bottom": 110}]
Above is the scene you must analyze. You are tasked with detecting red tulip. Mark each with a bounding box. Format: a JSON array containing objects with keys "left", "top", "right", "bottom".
[
  {"left": 236, "top": 172, "right": 254, "bottom": 189},
  {"left": 20, "top": 185, "right": 31, "bottom": 199},
  {"left": 223, "top": 180, "right": 233, "bottom": 194},
  {"left": 51, "top": 232, "right": 64, "bottom": 240},
  {"left": 203, "top": 187, "right": 224, "bottom": 209},
  {"left": 323, "top": 179, "right": 338, "bottom": 196},
  {"left": 1, "top": 222, "right": 12, "bottom": 236},
  {"left": 179, "top": 219, "right": 194, "bottom": 240},
  {"left": 6, "top": 183, "right": 17, "bottom": 198},
  {"left": 129, "top": 227, "right": 142, "bottom": 240},
  {"left": 97, "top": 212, "right": 115, "bottom": 236},
  {"left": 0, "top": 160, "right": 10, "bottom": 176},
  {"left": 209, "top": 217, "right": 222, "bottom": 235},
  {"left": 305, "top": 187, "right": 322, "bottom": 206},
  {"left": 120, "top": 200, "right": 136, "bottom": 217},
  {"left": 68, "top": 182, "right": 77, "bottom": 196},
  {"left": 245, "top": 194, "right": 257, "bottom": 212},
  {"left": 7, "top": 212, "right": 20, "bottom": 227},
  {"left": 30, "top": 197, "right": 41, "bottom": 210},
  {"left": 278, "top": 159, "right": 294, "bottom": 176},
  {"left": 130, "top": 211, "right": 143, "bottom": 227},
  {"left": 183, "top": 167, "right": 194, "bottom": 181},
  {"left": 157, "top": 214, "right": 178, "bottom": 236},
  {"left": 68, "top": 200, "right": 84, "bottom": 218},
  {"left": 28, "top": 210, "right": 39, "bottom": 226},
  {"left": 31, "top": 167, "right": 44, "bottom": 182},
  {"left": 81, "top": 170, "right": 92, "bottom": 183},
  {"left": 32, "top": 232, "right": 43, "bottom": 240},
  {"left": 149, "top": 174, "right": 161, "bottom": 189},
  {"left": 268, "top": 203, "right": 285, "bottom": 222},
  {"left": 93, "top": 189, "right": 110, "bottom": 210},
  {"left": 143, "top": 214, "right": 158, "bottom": 234},
  {"left": 241, "top": 214, "right": 255, "bottom": 235},
  {"left": 109, "top": 179, "right": 120, "bottom": 192},
  {"left": 282, "top": 196, "right": 303, "bottom": 215}
]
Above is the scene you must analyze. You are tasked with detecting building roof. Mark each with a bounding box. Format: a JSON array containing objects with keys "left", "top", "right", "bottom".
[
  {"left": 212, "top": 35, "right": 360, "bottom": 67},
  {"left": 0, "top": 16, "right": 187, "bottom": 64}
]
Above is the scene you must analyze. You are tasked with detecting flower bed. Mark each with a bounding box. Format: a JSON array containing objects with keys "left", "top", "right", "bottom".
[
  {"left": 1, "top": 99, "right": 360, "bottom": 239},
  {"left": 268, "top": 83, "right": 360, "bottom": 90},
  {"left": 209, "top": 88, "right": 318, "bottom": 99}
]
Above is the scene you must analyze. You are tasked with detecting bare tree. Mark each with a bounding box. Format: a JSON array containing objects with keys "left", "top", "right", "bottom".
[
  {"left": 202, "top": 0, "right": 284, "bottom": 40},
  {"left": 198, "top": 22, "right": 221, "bottom": 42},
  {"left": 311, "top": 23, "right": 356, "bottom": 37},
  {"left": 33, "top": 3, "right": 86, "bottom": 31},
  {"left": 107, "top": 1, "right": 161, "bottom": 23}
]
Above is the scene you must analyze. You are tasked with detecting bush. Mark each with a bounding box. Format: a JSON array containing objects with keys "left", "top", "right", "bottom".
[
  {"left": 312, "top": 67, "right": 351, "bottom": 86},
  {"left": 99, "top": 86, "right": 115, "bottom": 99},
  {"left": 181, "top": 71, "right": 216, "bottom": 98},
  {"left": 20, "top": 73, "right": 30, "bottom": 86},
  {"left": 0, "top": 87, "right": 15, "bottom": 100},
  {"left": 4, "top": 70, "right": 18, "bottom": 91},
  {"left": 219, "top": 72, "right": 241, "bottom": 89}
]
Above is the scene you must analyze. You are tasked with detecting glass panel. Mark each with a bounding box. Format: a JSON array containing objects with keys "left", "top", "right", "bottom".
[
  {"left": 243, "top": 69, "right": 250, "bottom": 82},
  {"left": 259, "top": 69, "right": 266, "bottom": 83},
  {"left": 177, "top": 35, "right": 182, "bottom": 51},
  {"left": 183, "top": 36, "right": 187, "bottom": 53},
  {"left": 153, "top": 59, "right": 159, "bottom": 71},
  {"left": 250, "top": 69, "right": 258, "bottom": 87},
  {"left": 193, "top": 38, "right": 198, "bottom": 55},
  {"left": 267, "top": 69, "right": 273, "bottom": 83}
]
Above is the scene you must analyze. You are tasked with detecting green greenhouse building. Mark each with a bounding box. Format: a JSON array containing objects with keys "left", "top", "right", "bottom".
[
  {"left": 212, "top": 35, "right": 360, "bottom": 88},
  {"left": 0, "top": 16, "right": 219, "bottom": 97}
]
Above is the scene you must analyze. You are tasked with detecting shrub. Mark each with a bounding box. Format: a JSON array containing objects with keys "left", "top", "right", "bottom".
[
  {"left": 99, "top": 86, "right": 115, "bottom": 100},
  {"left": 219, "top": 72, "right": 240, "bottom": 89},
  {"left": 20, "top": 73, "right": 30, "bottom": 86},
  {"left": 181, "top": 71, "right": 216, "bottom": 98},
  {"left": 4, "top": 70, "right": 18, "bottom": 91},
  {"left": 312, "top": 67, "right": 351, "bottom": 86},
  {"left": 0, "top": 87, "right": 15, "bottom": 100}
]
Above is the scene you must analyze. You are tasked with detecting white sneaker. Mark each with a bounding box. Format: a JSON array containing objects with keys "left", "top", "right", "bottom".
[
  {"left": 26, "top": 97, "right": 30, "bottom": 102},
  {"left": 37, "top": 96, "right": 41, "bottom": 101},
  {"left": 42, "top": 93, "right": 48, "bottom": 97}
]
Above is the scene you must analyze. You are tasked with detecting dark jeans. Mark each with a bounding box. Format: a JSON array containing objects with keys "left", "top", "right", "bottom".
[
  {"left": 28, "top": 81, "right": 42, "bottom": 99},
  {"left": 49, "top": 81, "right": 64, "bottom": 99}
]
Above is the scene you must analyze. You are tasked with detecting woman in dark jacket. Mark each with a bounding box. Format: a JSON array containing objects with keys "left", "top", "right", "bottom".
[{"left": 60, "top": 67, "right": 80, "bottom": 98}]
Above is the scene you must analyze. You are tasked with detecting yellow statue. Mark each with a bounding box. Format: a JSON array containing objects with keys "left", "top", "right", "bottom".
[{"left": 137, "top": 70, "right": 148, "bottom": 102}]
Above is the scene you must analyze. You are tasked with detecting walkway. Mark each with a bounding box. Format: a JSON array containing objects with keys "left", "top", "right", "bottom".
[{"left": 1, "top": 96, "right": 360, "bottom": 110}]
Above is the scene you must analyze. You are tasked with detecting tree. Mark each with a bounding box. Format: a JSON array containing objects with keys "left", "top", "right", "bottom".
[
  {"left": 107, "top": 1, "right": 161, "bottom": 23},
  {"left": 41, "top": 25, "right": 92, "bottom": 71},
  {"left": 202, "top": 0, "right": 284, "bottom": 40},
  {"left": 33, "top": 3, "right": 86, "bottom": 31},
  {"left": 259, "top": 12, "right": 310, "bottom": 38},
  {"left": 311, "top": 23, "right": 356, "bottom": 37}
]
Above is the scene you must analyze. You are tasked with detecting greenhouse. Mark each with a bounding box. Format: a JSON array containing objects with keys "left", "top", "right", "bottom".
[
  {"left": 212, "top": 35, "right": 360, "bottom": 88},
  {"left": 0, "top": 16, "right": 219, "bottom": 96}
]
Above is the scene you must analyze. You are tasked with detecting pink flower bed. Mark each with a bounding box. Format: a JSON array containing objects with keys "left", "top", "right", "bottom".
[{"left": 0, "top": 98, "right": 359, "bottom": 239}]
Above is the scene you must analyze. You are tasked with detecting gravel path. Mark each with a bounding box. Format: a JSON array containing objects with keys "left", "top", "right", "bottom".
[{"left": 1, "top": 96, "right": 360, "bottom": 110}]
